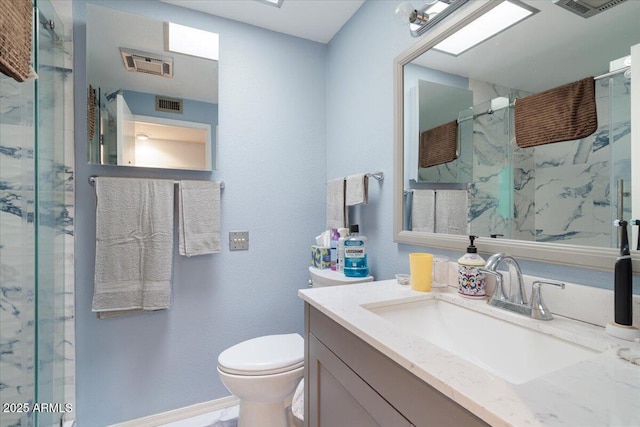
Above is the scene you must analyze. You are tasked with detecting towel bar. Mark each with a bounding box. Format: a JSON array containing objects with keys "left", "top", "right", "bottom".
[
  {"left": 367, "top": 171, "right": 384, "bottom": 181},
  {"left": 88, "top": 175, "right": 225, "bottom": 189}
]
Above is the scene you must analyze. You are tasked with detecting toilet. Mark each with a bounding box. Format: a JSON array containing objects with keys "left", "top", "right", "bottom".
[
  {"left": 217, "top": 333, "right": 304, "bottom": 427},
  {"left": 218, "top": 269, "right": 374, "bottom": 426},
  {"left": 308, "top": 266, "right": 373, "bottom": 287}
]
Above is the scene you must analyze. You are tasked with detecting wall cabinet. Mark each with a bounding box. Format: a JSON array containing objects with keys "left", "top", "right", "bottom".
[{"left": 304, "top": 304, "right": 488, "bottom": 427}]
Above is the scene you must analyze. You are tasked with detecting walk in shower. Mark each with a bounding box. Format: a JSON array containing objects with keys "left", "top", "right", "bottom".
[{"left": 0, "top": 0, "right": 67, "bottom": 426}]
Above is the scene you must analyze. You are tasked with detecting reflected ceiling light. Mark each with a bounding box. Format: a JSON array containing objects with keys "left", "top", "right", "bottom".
[
  {"left": 395, "top": 0, "right": 471, "bottom": 37},
  {"left": 434, "top": 0, "right": 538, "bottom": 55},
  {"left": 254, "top": 0, "right": 284, "bottom": 7},
  {"left": 136, "top": 133, "right": 149, "bottom": 141},
  {"left": 165, "top": 22, "right": 219, "bottom": 61}
]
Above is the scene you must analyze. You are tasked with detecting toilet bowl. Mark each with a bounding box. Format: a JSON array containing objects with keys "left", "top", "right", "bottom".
[{"left": 217, "top": 333, "right": 304, "bottom": 427}]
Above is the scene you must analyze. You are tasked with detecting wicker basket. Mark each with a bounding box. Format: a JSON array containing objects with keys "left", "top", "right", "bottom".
[{"left": 0, "top": 0, "right": 33, "bottom": 82}]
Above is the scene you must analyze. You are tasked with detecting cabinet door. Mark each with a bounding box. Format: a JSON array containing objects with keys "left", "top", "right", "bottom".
[{"left": 307, "top": 334, "right": 413, "bottom": 427}]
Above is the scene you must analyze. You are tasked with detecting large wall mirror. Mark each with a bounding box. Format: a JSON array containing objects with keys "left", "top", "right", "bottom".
[
  {"left": 86, "top": 4, "right": 218, "bottom": 171},
  {"left": 394, "top": 0, "right": 640, "bottom": 272}
]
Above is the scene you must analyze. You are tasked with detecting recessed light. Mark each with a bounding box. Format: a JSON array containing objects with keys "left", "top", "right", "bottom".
[{"left": 434, "top": 0, "right": 538, "bottom": 56}]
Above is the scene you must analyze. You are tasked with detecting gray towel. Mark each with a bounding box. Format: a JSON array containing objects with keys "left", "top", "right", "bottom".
[
  {"left": 345, "top": 173, "right": 368, "bottom": 206},
  {"left": 178, "top": 180, "right": 221, "bottom": 256},
  {"left": 435, "top": 190, "right": 468, "bottom": 235},
  {"left": 92, "top": 177, "right": 174, "bottom": 317},
  {"left": 411, "top": 190, "right": 435, "bottom": 232},
  {"left": 326, "top": 178, "right": 346, "bottom": 229}
]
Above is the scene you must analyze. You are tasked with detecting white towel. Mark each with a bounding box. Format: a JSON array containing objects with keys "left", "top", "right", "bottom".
[
  {"left": 411, "top": 190, "right": 435, "bottom": 232},
  {"left": 326, "top": 178, "right": 346, "bottom": 229},
  {"left": 92, "top": 177, "right": 174, "bottom": 318},
  {"left": 435, "top": 190, "right": 469, "bottom": 235},
  {"left": 345, "top": 173, "right": 368, "bottom": 206},
  {"left": 291, "top": 378, "right": 304, "bottom": 422},
  {"left": 178, "top": 180, "right": 221, "bottom": 257}
]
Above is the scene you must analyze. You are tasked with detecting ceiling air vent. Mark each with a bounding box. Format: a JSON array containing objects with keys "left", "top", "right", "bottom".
[
  {"left": 119, "top": 48, "right": 173, "bottom": 78},
  {"left": 553, "top": 0, "right": 627, "bottom": 18},
  {"left": 156, "top": 96, "right": 183, "bottom": 114}
]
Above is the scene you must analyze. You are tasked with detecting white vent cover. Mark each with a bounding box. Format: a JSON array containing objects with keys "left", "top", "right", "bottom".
[
  {"left": 119, "top": 48, "right": 173, "bottom": 78},
  {"left": 553, "top": 0, "right": 627, "bottom": 18}
]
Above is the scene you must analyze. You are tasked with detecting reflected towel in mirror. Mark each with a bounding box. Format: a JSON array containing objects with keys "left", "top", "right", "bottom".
[
  {"left": 435, "top": 190, "right": 468, "bottom": 235},
  {"left": 419, "top": 120, "right": 458, "bottom": 168},
  {"left": 411, "top": 190, "right": 435, "bottom": 232},
  {"left": 515, "top": 76, "right": 597, "bottom": 148}
]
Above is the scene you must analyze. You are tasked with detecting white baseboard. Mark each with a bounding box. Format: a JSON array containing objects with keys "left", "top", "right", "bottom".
[{"left": 107, "top": 395, "right": 240, "bottom": 427}]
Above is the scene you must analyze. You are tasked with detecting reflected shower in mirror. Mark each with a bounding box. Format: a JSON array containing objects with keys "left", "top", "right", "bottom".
[
  {"left": 400, "top": 0, "right": 639, "bottom": 250},
  {"left": 86, "top": 4, "right": 218, "bottom": 171}
]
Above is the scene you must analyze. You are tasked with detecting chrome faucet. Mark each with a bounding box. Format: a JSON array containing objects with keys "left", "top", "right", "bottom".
[
  {"left": 483, "top": 253, "right": 527, "bottom": 305},
  {"left": 480, "top": 253, "right": 565, "bottom": 320}
]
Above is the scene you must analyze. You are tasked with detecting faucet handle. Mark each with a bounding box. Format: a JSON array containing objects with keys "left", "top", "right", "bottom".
[
  {"left": 479, "top": 269, "right": 507, "bottom": 301},
  {"left": 530, "top": 280, "right": 565, "bottom": 320}
]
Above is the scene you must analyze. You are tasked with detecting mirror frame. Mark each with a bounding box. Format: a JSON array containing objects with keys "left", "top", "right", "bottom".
[{"left": 393, "top": 0, "right": 640, "bottom": 273}]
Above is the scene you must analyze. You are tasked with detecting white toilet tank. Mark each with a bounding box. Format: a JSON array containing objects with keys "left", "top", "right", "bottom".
[{"left": 308, "top": 266, "right": 373, "bottom": 287}]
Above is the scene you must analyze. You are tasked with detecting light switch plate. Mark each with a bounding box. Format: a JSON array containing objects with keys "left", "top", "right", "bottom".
[{"left": 229, "top": 231, "right": 249, "bottom": 251}]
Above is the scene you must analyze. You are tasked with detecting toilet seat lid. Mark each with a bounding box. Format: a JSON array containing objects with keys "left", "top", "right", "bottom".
[{"left": 218, "top": 333, "right": 304, "bottom": 375}]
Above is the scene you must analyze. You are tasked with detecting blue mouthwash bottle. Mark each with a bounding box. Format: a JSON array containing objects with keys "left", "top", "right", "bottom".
[{"left": 344, "top": 225, "right": 369, "bottom": 278}]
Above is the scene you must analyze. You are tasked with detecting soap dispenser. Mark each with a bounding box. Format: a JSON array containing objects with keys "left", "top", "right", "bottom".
[
  {"left": 458, "top": 236, "right": 486, "bottom": 298},
  {"left": 605, "top": 220, "right": 640, "bottom": 341}
]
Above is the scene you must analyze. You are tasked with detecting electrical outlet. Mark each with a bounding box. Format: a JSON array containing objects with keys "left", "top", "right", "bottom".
[{"left": 229, "top": 231, "right": 249, "bottom": 251}]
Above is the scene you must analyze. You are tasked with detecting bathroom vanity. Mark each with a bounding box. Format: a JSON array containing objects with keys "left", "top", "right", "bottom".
[{"left": 299, "top": 280, "right": 640, "bottom": 426}]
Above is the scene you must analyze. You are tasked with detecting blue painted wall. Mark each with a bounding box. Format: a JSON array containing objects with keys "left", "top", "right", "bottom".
[{"left": 73, "top": 1, "right": 326, "bottom": 424}]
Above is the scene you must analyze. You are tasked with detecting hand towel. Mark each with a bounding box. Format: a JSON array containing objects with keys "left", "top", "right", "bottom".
[
  {"left": 326, "top": 177, "right": 346, "bottom": 229},
  {"left": 435, "top": 190, "right": 468, "bottom": 235},
  {"left": 178, "top": 180, "right": 221, "bottom": 257},
  {"left": 411, "top": 190, "right": 435, "bottom": 232},
  {"left": 404, "top": 190, "right": 413, "bottom": 231},
  {"left": 92, "top": 177, "right": 174, "bottom": 318},
  {"left": 345, "top": 173, "right": 368, "bottom": 206},
  {"left": 419, "top": 120, "right": 459, "bottom": 168},
  {"left": 515, "top": 76, "right": 597, "bottom": 148}
]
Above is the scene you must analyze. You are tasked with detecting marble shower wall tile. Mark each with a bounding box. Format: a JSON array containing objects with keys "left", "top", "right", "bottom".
[{"left": 532, "top": 76, "right": 630, "bottom": 246}]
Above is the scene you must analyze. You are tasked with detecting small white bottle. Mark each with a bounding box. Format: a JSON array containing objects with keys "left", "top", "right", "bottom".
[
  {"left": 457, "top": 236, "right": 486, "bottom": 298},
  {"left": 336, "top": 228, "right": 349, "bottom": 273}
]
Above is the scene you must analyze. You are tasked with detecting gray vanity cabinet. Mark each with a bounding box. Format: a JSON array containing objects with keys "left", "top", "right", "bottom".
[{"left": 304, "top": 304, "right": 488, "bottom": 427}]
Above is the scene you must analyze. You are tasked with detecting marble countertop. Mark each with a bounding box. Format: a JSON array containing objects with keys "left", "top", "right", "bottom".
[{"left": 299, "top": 280, "right": 640, "bottom": 427}]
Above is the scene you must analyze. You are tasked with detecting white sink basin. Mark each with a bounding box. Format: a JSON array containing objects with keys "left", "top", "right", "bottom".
[{"left": 366, "top": 298, "right": 599, "bottom": 384}]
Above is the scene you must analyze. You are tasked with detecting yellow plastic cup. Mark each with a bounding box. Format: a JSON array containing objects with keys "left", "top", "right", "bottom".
[{"left": 409, "top": 253, "right": 433, "bottom": 292}]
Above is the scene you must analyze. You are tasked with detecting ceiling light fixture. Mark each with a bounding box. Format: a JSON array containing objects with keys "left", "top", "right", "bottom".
[
  {"left": 433, "top": 0, "right": 538, "bottom": 55},
  {"left": 254, "top": 0, "right": 284, "bottom": 8},
  {"left": 395, "top": 0, "right": 471, "bottom": 37},
  {"left": 136, "top": 133, "right": 149, "bottom": 141}
]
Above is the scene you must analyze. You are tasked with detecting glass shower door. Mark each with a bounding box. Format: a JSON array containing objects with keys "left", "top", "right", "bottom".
[{"left": 34, "top": 0, "right": 67, "bottom": 425}]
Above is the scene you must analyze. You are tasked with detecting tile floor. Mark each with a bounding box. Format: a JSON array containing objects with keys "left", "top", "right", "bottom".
[{"left": 158, "top": 406, "right": 239, "bottom": 427}]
